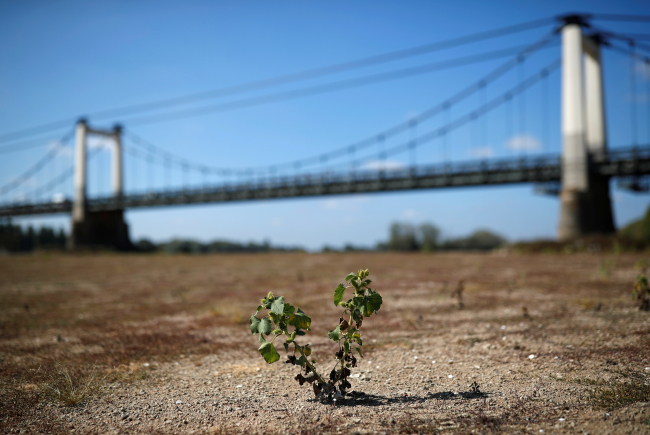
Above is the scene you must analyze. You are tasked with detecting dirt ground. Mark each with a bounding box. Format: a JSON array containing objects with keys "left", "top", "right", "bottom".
[{"left": 0, "top": 251, "right": 649, "bottom": 434}]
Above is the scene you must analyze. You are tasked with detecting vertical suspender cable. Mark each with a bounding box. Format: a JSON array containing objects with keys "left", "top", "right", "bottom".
[
  {"left": 481, "top": 83, "right": 490, "bottom": 157},
  {"left": 130, "top": 147, "right": 136, "bottom": 194},
  {"left": 165, "top": 157, "right": 171, "bottom": 191},
  {"left": 506, "top": 93, "right": 514, "bottom": 154},
  {"left": 518, "top": 59, "right": 526, "bottom": 155},
  {"left": 630, "top": 42, "right": 639, "bottom": 146},
  {"left": 647, "top": 59, "right": 650, "bottom": 144},
  {"left": 147, "top": 153, "right": 153, "bottom": 192},
  {"left": 409, "top": 119, "right": 417, "bottom": 168},
  {"left": 443, "top": 105, "right": 450, "bottom": 163},
  {"left": 541, "top": 70, "right": 549, "bottom": 152},
  {"left": 378, "top": 134, "right": 385, "bottom": 172}
]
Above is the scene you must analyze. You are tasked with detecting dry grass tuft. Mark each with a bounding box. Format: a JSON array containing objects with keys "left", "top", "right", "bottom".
[
  {"left": 211, "top": 302, "right": 251, "bottom": 325},
  {"left": 587, "top": 369, "right": 650, "bottom": 409},
  {"left": 41, "top": 363, "right": 106, "bottom": 406}
]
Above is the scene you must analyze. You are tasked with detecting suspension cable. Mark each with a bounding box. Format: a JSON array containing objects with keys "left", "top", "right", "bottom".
[
  {"left": 124, "top": 31, "right": 559, "bottom": 176},
  {"left": 0, "top": 16, "right": 557, "bottom": 144},
  {"left": 0, "top": 129, "right": 74, "bottom": 196},
  {"left": 379, "top": 59, "right": 561, "bottom": 160}
]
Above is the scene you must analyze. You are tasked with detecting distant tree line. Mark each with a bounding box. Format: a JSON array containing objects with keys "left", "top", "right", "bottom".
[
  {"left": 135, "top": 238, "right": 304, "bottom": 254},
  {"left": 339, "top": 222, "right": 506, "bottom": 253},
  {"left": 0, "top": 219, "right": 505, "bottom": 254},
  {"left": 0, "top": 219, "right": 67, "bottom": 252},
  {"left": 619, "top": 205, "right": 650, "bottom": 243}
]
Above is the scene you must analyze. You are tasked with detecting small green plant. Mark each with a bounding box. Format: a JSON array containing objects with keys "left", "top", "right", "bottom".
[
  {"left": 450, "top": 279, "right": 464, "bottom": 309},
  {"left": 249, "top": 269, "right": 382, "bottom": 402},
  {"left": 598, "top": 257, "right": 617, "bottom": 280},
  {"left": 633, "top": 260, "right": 650, "bottom": 311}
]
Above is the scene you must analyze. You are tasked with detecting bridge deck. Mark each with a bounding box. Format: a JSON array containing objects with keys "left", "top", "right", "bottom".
[{"left": 1, "top": 147, "right": 649, "bottom": 217}]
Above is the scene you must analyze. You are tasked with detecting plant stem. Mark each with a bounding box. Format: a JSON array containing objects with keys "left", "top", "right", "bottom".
[
  {"left": 336, "top": 344, "right": 348, "bottom": 383},
  {"left": 294, "top": 341, "right": 325, "bottom": 385}
]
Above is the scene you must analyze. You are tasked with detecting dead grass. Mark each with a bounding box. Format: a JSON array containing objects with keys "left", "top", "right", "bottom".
[
  {"left": 0, "top": 252, "right": 649, "bottom": 434},
  {"left": 40, "top": 363, "right": 106, "bottom": 406},
  {"left": 587, "top": 369, "right": 650, "bottom": 410}
]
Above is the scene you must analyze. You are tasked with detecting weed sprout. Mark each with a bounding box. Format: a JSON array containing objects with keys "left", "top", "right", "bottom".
[{"left": 249, "top": 269, "right": 382, "bottom": 402}]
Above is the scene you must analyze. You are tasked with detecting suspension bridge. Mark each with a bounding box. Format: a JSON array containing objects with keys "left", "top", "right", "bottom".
[{"left": 1, "top": 13, "right": 649, "bottom": 249}]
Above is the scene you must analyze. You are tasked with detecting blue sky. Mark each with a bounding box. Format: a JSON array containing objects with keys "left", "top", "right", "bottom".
[{"left": 1, "top": 0, "right": 649, "bottom": 250}]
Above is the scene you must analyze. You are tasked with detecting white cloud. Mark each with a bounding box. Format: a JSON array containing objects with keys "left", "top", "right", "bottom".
[
  {"left": 469, "top": 146, "right": 494, "bottom": 158},
  {"left": 322, "top": 199, "right": 339, "bottom": 209},
  {"left": 636, "top": 61, "right": 650, "bottom": 81},
  {"left": 400, "top": 208, "right": 420, "bottom": 219},
  {"left": 506, "top": 134, "right": 541, "bottom": 151},
  {"left": 363, "top": 160, "right": 405, "bottom": 171}
]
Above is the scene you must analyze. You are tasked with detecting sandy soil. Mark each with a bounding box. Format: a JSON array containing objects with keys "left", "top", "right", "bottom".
[{"left": 0, "top": 251, "right": 648, "bottom": 434}]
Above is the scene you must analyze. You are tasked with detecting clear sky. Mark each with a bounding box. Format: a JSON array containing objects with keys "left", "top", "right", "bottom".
[{"left": 1, "top": 0, "right": 649, "bottom": 250}]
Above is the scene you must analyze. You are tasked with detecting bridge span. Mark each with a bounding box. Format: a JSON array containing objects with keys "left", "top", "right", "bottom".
[{"left": 1, "top": 14, "right": 650, "bottom": 249}]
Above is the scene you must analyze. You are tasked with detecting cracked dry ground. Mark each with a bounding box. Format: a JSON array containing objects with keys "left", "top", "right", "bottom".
[{"left": 1, "top": 252, "right": 649, "bottom": 434}]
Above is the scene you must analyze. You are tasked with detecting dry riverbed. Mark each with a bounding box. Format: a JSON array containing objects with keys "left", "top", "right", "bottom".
[{"left": 0, "top": 252, "right": 648, "bottom": 434}]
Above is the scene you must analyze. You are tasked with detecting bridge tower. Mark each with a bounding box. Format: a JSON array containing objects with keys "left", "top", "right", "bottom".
[
  {"left": 558, "top": 16, "right": 615, "bottom": 240},
  {"left": 69, "top": 119, "right": 132, "bottom": 250}
]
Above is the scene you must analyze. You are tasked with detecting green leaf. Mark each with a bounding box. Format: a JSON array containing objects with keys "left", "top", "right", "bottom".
[
  {"left": 364, "top": 292, "right": 383, "bottom": 316},
  {"left": 351, "top": 279, "right": 360, "bottom": 290},
  {"left": 353, "top": 335, "right": 362, "bottom": 346},
  {"left": 259, "top": 317, "right": 273, "bottom": 336},
  {"left": 283, "top": 303, "right": 295, "bottom": 317},
  {"left": 258, "top": 342, "right": 280, "bottom": 364},
  {"left": 296, "top": 355, "right": 307, "bottom": 367},
  {"left": 304, "top": 346, "right": 312, "bottom": 356},
  {"left": 355, "top": 347, "right": 363, "bottom": 358},
  {"left": 295, "top": 330, "right": 306, "bottom": 336},
  {"left": 258, "top": 333, "right": 266, "bottom": 344},
  {"left": 334, "top": 283, "right": 346, "bottom": 306},
  {"left": 351, "top": 309, "right": 362, "bottom": 323},
  {"left": 345, "top": 273, "right": 356, "bottom": 282},
  {"left": 288, "top": 308, "right": 311, "bottom": 330},
  {"left": 328, "top": 325, "right": 341, "bottom": 342},
  {"left": 256, "top": 305, "right": 264, "bottom": 314},
  {"left": 250, "top": 315, "right": 261, "bottom": 334},
  {"left": 359, "top": 292, "right": 383, "bottom": 317},
  {"left": 271, "top": 296, "right": 285, "bottom": 315},
  {"left": 283, "top": 342, "right": 289, "bottom": 353},
  {"left": 269, "top": 312, "right": 281, "bottom": 324},
  {"left": 344, "top": 341, "right": 350, "bottom": 353}
]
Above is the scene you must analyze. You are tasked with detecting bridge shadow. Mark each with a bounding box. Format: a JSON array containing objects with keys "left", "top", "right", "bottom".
[{"left": 308, "top": 389, "right": 491, "bottom": 407}]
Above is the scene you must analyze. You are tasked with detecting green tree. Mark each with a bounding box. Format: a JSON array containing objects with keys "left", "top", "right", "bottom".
[
  {"left": 388, "top": 223, "right": 418, "bottom": 251},
  {"left": 419, "top": 223, "right": 440, "bottom": 252}
]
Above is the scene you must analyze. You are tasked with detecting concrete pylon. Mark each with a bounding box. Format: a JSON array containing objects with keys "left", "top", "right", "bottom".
[
  {"left": 72, "top": 119, "right": 88, "bottom": 224},
  {"left": 69, "top": 121, "right": 132, "bottom": 250},
  {"left": 112, "top": 124, "right": 123, "bottom": 198},
  {"left": 557, "top": 23, "right": 615, "bottom": 240}
]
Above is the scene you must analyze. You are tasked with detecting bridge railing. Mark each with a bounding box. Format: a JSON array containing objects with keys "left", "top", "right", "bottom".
[
  {"left": 1, "top": 146, "right": 648, "bottom": 217},
  {"left": 81, "top": 152, "right": 561, "bottom": 201}
]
